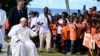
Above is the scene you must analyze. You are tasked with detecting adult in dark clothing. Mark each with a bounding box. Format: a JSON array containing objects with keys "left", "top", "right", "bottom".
[{"left": 8, "top": 0, "right": 27, "bottom": 29}]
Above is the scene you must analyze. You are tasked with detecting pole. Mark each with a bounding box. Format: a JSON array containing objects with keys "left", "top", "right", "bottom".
[{"left": 65, "top": 0, "right": 70, "bottom": 15}]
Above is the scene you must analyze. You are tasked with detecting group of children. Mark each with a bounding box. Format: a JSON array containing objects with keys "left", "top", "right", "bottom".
[
  {"left": 50, "top": 12, "right": 100, "bottom": 55},
  {"left": 27, "top": 8, "right": 100, "bottom": 55}
]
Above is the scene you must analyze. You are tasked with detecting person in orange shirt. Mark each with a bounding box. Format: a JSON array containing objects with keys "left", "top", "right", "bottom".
[
  {"left": 92, "top": 6, "right": 97, "bottom": 15},
  {"left": 84, "top": 23, "right": 92, "bottom": 56},
  {"left": 61, "top": 20, "right": 70, "bottom": 54},
  {"left": 75, "top": 15, "right": 85, "bottom": 54},
  {"left": 86, "top": 21, "right": 97, "bottom": 56},
  {"left": 56, "top": 12, "right": 68, "bottom": 52},
  {"left": 80, "top": 16, "right": 90, "bottom": 53},
  {"left": 77, "top": 15, "right": 84, "bottom": 38},
  {"left": 50, "top": 19, "right": 57, "bottom": 49},
  {"left": 90, "top": 21, "right": 97, "bottom": 36},
  {"left": 94, "top": 22, "right": 100, "bottom": 56},
  {"left": 89, "top": 6, "right": 97, "bottom": 16},
  {"left": 96, "top": 29, "right": 100, "bottom": 56},
  {"left": 67, "top": 16, "right": 78, "bottom": 54}
]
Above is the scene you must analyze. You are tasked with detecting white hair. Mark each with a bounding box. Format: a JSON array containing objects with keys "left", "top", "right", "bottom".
[{"left": 20, "top": 17, "right": 27, "bottom": 21}]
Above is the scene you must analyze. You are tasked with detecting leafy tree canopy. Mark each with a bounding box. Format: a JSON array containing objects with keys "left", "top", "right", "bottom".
[{"left": 0, "top": 0, "right": 32, "bottom": 14}]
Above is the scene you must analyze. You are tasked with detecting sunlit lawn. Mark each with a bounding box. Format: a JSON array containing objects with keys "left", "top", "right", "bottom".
[
  {"left": 39, "top": 51, "right": 67, "bottom": 56},
  {"left": 5, "top": 36, "right": 87, "bottom": 56},
  {"left": 38, "top": 51, "right": 87, "bottom": 56},
  {"left": 38, "top": 49, "right": 87, "bottom": 56}
]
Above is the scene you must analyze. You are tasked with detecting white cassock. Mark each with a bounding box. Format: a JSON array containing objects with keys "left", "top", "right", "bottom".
[
  {"left": 0, "top": 9, "right": 6, "bottom": 48},
  {"left": 8, "top": 24, "right": 38, "bottom": 56}
]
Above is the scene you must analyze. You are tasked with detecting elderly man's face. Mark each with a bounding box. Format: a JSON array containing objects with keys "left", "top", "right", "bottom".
[{"left": 21, "top": 20, "right": 27, "bottom": 27}]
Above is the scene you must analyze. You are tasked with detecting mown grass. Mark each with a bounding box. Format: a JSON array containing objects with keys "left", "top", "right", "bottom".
[
  {"left": 38, "top": 49, "right": 87, "bottom": 56},
  {"left": 39, "top": 51, "right": 66, "bottom": 56},
  {"left": 5, "top": 36, "right": 87, "bottom": 56},
  {"left": 38, "top": 51, "right": 87, "bottom": 56}
]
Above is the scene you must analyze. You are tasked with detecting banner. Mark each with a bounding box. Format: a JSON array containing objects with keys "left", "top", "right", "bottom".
[
  {"left": 83, "top": 32, "right": 95, "bottom": 49},
  {"left": 93, "top": 33, "right": 100, "bottom": 48}
]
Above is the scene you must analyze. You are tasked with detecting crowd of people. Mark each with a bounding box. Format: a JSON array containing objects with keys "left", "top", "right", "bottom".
[
  {"left": 27, "top": 5, "right": 100, "bottom": 56},
  {"left": 0, "top": 0, "right": 100, "bottom": 56}
]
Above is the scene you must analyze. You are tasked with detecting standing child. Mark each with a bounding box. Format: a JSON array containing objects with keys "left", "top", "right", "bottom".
[
  {"left": 67, "top": 16, "right": 77, "bottom": 55},
  {"left": 95, "top": 28, "right": 100, "bottom": 56},
  {"left": 91, "top": 22, "right": 97, "bottom": 36},
  {"left": 76, "top": 15, "right": 84, "bottom": 54},
  {"left": 51, "top": 19, "right": 57, "bottom": 49},
  {"left": 93, "top": 21, "right": 100, "bottom": 56},
  {"left": 56, "top": 18, "right": 63, "bottom": 52},
  {"left": 83, "top": 23, "right": 91, "bottom": 56},
  {"left": 61, "top": 20, "right": 70, "bottom": 54},
  {"left": 88, "top": 21, "right": 96, "bottom": 56}
]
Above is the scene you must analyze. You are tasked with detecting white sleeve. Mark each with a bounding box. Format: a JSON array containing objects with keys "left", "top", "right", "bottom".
[
  {"left": 37, "top": 15, "right": 41, "bottom": 23},
  {"left": 11, "top": 35, "right": 19, "bottom": 42},
  {"left": 8, "top": 26, "right": 19, "bottom": 42},
  {"left": 29, "top": 29, "right": 37, "bottom": 37},
  {"left": 30, "top": 18, "right": 37, "bottom": 28},
  {"left": 37, "top": 14, "right": 44, "bottom": 24},
  {"left": 66, "top": 18, "right": 70, "bottom": 24},
  {"left": 48, "top": 15, "right": 52, "bottom": 22},
  {"left": 58, "top": 19, "right": 63, "bottom": 24},
  {"left": 30, "top": 19, "right": 34, "bottom": 27}
]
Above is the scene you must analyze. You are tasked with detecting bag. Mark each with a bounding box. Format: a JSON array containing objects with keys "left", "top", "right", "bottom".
[{"left": 5, "top": 19, "right": 9, "bottom": 30}]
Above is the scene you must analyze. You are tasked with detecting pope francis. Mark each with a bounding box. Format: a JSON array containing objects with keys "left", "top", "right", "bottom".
[{"left": 8, "top": 17, "right": 38, "bottom": 56}]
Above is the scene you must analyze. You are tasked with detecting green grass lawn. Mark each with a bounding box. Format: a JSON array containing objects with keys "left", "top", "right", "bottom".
[
  {"left": 39, "top": 52, "right": 66, "bottom": 56},
  {"left": 38, "top": 51, "right": 87, "bottom": 56},
  {"left": 5, "top": 36, "right": 87, "bottom": 56},
  {"left": 38, "top": 49, "right": 87, "bottom": 56}
]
